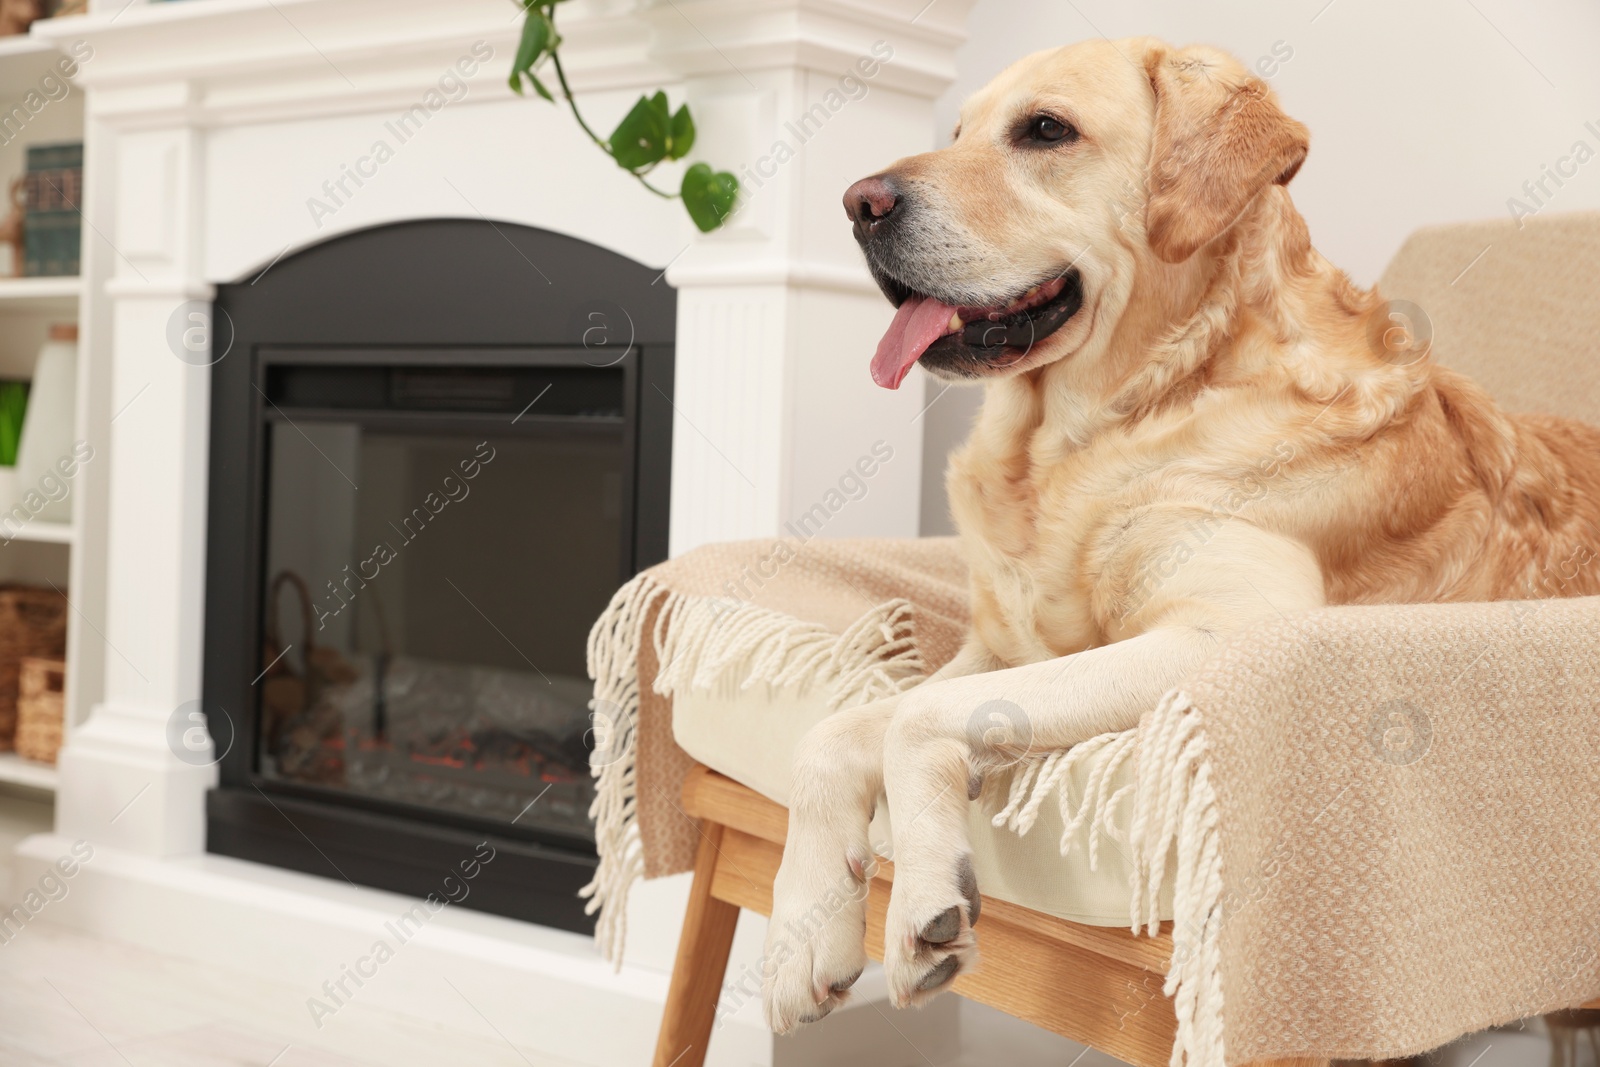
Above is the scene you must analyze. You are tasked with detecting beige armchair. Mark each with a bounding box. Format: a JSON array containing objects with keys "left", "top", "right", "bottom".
[{"left": 634, "top": 211, "right": 1600, "bottom": 1067}]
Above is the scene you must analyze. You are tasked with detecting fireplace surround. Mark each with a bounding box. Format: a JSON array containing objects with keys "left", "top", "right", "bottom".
[
  {"left": 201, "top": 218, "right": 674, "bottom": 932},
  {"left": 17, "top": 2, "right": 969, "bottom": 1059}
]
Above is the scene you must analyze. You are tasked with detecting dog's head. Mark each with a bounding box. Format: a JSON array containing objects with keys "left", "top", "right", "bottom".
[{"left": 849, "top": 39, "right": 1309, "bottom": 389}]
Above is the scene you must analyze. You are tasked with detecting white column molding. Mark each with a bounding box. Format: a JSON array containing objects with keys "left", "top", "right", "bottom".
[
  {"left": 651, "top": 0, "right": 977, "bottom": 554},
  {"left": 55, "top": 117, "right": 218, "bottom": 857}
]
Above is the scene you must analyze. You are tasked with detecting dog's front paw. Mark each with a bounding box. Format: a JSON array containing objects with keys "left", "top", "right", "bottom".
[
  {"left": 883, "top": 852, "right": 981, "bottom": 1008},
  {"left": 762, "top": 836, "right": 874, "bottom": 1033}
]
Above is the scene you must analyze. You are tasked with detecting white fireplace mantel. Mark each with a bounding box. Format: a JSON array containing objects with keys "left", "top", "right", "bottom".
[{"left": 20, "top": 0, "right": 976, "bottom": 1062}]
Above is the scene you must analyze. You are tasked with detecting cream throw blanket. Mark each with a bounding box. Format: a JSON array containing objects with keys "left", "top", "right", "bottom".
[
  {"left": 583, "top": 536, "right": 1600, "bottom": 1065},
  {"left": 582, "top": 538, "right": 968, "bottom": 950}
]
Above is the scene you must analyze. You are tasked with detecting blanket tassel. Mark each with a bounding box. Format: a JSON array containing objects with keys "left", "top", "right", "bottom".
[
  {"left": 580, "top": 576, "right": 927, "bottom": 966},
  {"left": 1128, "top": 690, "right": 1226, "bottom": 1067}
]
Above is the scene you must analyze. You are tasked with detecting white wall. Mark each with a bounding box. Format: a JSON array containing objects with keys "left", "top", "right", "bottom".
[{"left": 919, "top": 0, "right": 1600, "bottom": 535}]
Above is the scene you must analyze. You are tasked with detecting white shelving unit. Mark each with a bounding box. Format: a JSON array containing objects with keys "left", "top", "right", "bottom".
[
  {"left": 0, "top": 18, "right": 90, "bottom": 797},
  {"left": 0, "top": 276, "right": 82, "bottom": 315},
  {"left": 0, "top": 32, "right": 54, "bottom": 55},
  {"left": 6, "top": 520, "right": 72, "bottom": 544},
  {"left": 0, "top": 750, "right": 56, "bottom": 791},
  {"left": 0, "top": 33, "right": 57, "bottom": 72}
]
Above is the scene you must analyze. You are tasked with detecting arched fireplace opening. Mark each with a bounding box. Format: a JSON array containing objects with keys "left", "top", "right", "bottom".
[{"left": 201, "top": 219, "right": 674, "bottom": 932}]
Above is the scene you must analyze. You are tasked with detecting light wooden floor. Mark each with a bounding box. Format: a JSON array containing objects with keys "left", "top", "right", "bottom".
[
  {"left": 0, "top": 793, "right": 549, "bottom": 1067},
  {"left": 0, "top": 787, "right": 1078, "bottom": 1067},
  {"left": 0, "top": 791, "right": 1560, "bottom": 1067},
  {"left": 0, "top": 915, "right": 1114, "bottom": 1067},
  {"left": 0, "top": 918, "right": 609, "bottom": 1067}
]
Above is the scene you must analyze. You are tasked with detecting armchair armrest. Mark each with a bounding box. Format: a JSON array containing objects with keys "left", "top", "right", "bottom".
[
  {"left": 1189, "top": 593, "right": 1600, "bottom": 768},
  {"left": 1134, "top": 594, "right": 1600, "bottom": 1064}
]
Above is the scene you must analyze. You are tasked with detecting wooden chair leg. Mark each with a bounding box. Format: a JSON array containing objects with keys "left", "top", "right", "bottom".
[{"left": 653, "top": 822, "right": 742, "bottom": 1067}]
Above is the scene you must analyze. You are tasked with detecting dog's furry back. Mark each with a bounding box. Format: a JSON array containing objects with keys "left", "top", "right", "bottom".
[{"left": 945, "top": 186, "right": 1600, "bottom": 667}]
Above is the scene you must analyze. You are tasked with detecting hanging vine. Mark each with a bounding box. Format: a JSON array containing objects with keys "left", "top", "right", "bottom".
[{"left": 509, "top": 0, "right": 740, "bottom": 232}]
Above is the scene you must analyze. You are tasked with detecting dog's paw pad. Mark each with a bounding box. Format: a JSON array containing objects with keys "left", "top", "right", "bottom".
[
  {"left": 914, "top": 954, "right": 961, "bottom": 993},
  {"left": 957, "top": 854, "right": 980, "bottom": 926},
  {"left": 920, "top": 905, "right": 963, "bottom": 944},
  {"left": 830, "top": 968, "right": 864, "bottom": 993}
]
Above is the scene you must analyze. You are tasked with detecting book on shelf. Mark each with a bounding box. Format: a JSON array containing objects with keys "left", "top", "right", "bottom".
[{"left": 22, "top": 142, "right": 82, "bottom": 278}]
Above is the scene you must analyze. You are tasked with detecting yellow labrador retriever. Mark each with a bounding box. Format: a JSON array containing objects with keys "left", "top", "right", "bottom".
[{"left": 762, "top": 37, "right": 1600, "bottom": 1030}]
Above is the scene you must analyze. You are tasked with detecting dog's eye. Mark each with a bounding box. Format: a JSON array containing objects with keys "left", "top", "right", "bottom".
[{"left": 1026, "top": 115, "right": 1077, "bottom": 144}]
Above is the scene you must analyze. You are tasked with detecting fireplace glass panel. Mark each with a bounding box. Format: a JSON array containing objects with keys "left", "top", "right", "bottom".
[{"left": 258, "top": 421, "right": 622, "bottom": 841}]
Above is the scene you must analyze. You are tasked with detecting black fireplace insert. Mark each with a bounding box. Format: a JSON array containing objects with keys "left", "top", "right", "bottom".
[{"left": 202, "top": 219, "right": 673, "bottom": 933}]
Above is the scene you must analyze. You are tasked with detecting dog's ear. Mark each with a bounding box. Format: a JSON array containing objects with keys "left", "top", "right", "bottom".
[{"left": 1143, "top": 45, "right": 1309, "bottom": 264}]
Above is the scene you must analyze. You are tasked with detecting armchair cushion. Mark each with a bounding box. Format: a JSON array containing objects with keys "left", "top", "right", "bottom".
[{"left": 672, "top": 670, "right": 1164, "bottom": 928}]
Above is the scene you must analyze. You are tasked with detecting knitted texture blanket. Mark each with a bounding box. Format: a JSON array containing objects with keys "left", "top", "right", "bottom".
[
  {"left": 583, "top": 536, "right": 1600, "bottom": 1065},
  {"left": 1129, "top": 596, "right": 1600, "bottom": 1064}
]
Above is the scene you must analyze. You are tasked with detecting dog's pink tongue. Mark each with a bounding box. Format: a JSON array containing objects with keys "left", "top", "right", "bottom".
[{"left": 871, "top": 294, "right": 959, "bottom": 389}]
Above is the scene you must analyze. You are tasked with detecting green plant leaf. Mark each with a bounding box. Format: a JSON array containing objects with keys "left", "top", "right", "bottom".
[
  {"left": 528, "top": 73, "right": 554, "bottom": 102},
  {"left": 509, "top": 9, "right": 552, "bottom": 95},
  {"left": 609, "top": 92, "right": 672, "bottom": 171},
  {"left": 667, "top": 104, "right": 695, "bottom": 160},
  {"left": 681, "top": 163, "right": 738, "bottom": 232}
]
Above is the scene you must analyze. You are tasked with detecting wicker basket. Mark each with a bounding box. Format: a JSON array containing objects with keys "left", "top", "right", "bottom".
[
  {"left": 0, "top": 585, "right": 67, "bottom": 751},
  {"left": 15, "top": 656, "right": 64, "bottom": 764}
]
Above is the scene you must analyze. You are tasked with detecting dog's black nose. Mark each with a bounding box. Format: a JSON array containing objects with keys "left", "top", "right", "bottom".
[{"left": 843, "top": 175, "right": 900, "bottom": 236}]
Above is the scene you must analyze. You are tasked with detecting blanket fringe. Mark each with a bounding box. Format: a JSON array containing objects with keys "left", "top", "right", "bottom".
[
  {"left": 578, "top": 574, "right": 667, "bottom": 965},
  {"left": 1128, "top": 689, "right": 1225, "bottom": 1067},
  {"left": 579, "top": 575, "right": 927, "bottom": 966},
  {"left": 989, "top": 728, "right": 1138, "bottom": 871},
  {"left": 653, "top": 592, "right": 924, "bottom": 711}
]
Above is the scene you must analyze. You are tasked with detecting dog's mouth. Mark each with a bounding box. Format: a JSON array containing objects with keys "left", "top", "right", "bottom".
[{"left": 869, "top": 270, "right": 1085, "bottom": 389}]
